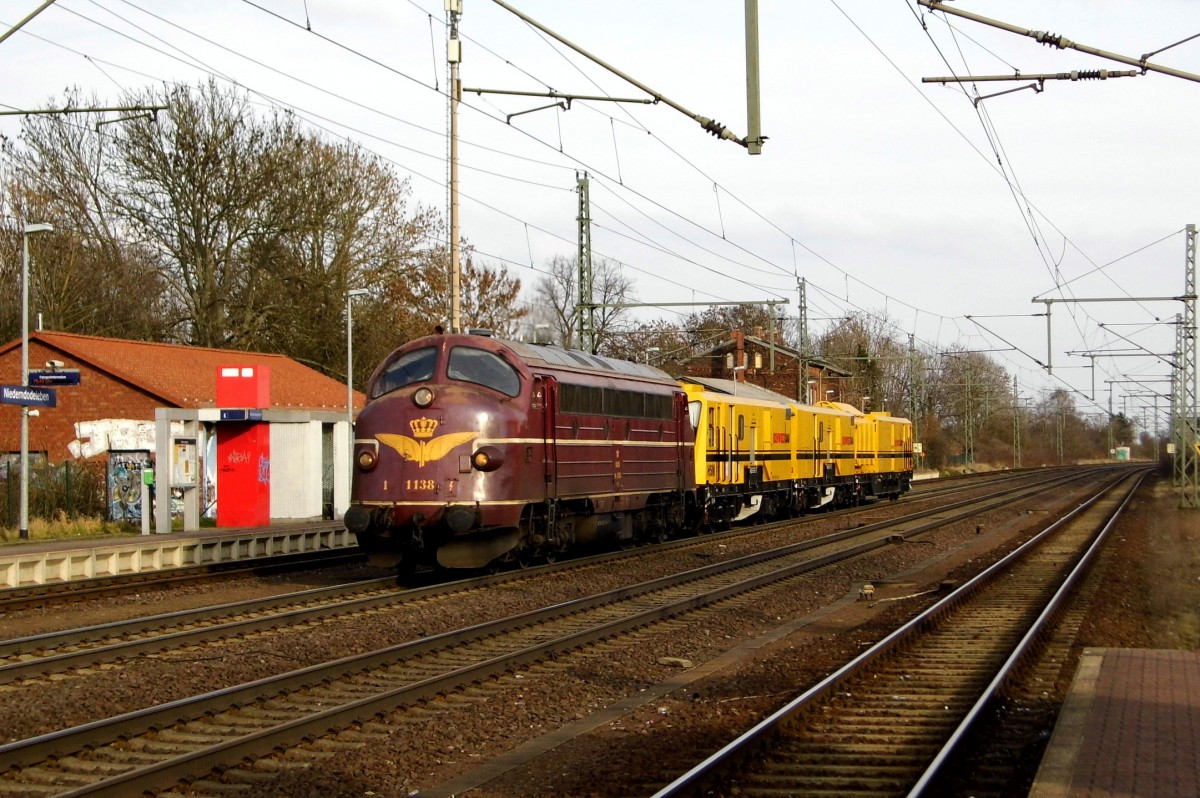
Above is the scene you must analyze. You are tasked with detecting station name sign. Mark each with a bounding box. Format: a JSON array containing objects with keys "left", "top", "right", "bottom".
[{"left": 0, "top": 385, "right": 57, "bottom": 408}]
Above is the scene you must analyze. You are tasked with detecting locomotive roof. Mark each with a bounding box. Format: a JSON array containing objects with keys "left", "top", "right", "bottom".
[
  {"left": 504, "top": 340, "right": 673, "bottom": 383},
  {"left": 681, "top": 376, "right": 799, "bottom": 405}
]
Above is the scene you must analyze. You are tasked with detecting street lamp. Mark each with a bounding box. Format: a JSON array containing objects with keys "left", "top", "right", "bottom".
[
  {"left": 346, "top": 288, "right": 369, "bottom": 433},
  {"left": 645, "top": 347, "right": 660, "bottom": 365},
  {"left": 861, "top": 395, "right": 871, "bottom": 412},
  {"left": 20, "top": 222, "right": 53, "bottom": 540}
]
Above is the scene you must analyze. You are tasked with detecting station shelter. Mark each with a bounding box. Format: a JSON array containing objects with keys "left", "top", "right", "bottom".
[{"left": 0, "top": 331, "right": 363, "bottom": 531}]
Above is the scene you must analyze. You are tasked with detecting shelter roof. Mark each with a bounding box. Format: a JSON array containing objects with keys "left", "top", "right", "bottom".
[{"left": 0, "top": 331, "right": 357, "bottom": 411}]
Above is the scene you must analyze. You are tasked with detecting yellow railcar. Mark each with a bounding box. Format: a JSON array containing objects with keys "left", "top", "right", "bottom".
[{"left": 682, "top": 380, "right": 912, "bottom": 527}]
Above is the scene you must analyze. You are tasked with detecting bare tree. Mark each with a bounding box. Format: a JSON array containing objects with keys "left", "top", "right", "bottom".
[
  {"left": 1, "top": 92, "right": 170, "bottom": 341},
  {"left": 237, "top": 134, "right": 443, "bottom": 380},
  {"left": 534, "top": 254, "right": 634, "bottom": 352},
  {"left": 112, "top": 80, "right": 291, "bottom": 347},
  {"left": 598, "top": 318, "right": 692, "bottom": 366},
  {"left": 816, "top": 311, "right": 910, "bottom": 411},
  {"left": 1, "top": 80, "right": 529, "bottom": 393},
  {"left": 373, "top": 242, "right": 527, "bottom": 365},
  {"left": 684, "top": 304, "right": 787, "bottom": 351}
]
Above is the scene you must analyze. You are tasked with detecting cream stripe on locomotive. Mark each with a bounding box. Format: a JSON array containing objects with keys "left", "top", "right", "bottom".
[
  {"left": 356, "top": 499, "right": 532, "bottom": 507},
  {"left": 474, "top": 437, "right": 682, "bottom": 448},
  {"left": 357, "top": 489, "right": 670, "bottom": 508}
]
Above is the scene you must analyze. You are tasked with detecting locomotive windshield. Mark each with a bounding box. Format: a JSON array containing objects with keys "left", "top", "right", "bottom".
[
  {"left": 371, "top": 346, "right": 437, "bottom": 398},
  {"left": 447, "top": 346, "right": 521, "bottom": 397}
]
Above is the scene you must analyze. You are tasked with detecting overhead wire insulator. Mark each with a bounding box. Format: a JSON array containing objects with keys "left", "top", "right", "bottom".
[{"left": 1033, "top": 30, "right": 1073, "bottom": 50}]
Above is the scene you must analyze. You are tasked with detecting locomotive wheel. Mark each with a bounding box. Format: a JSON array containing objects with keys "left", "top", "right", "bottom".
[{"left": 393, "top": 556, "right": 420, "bottom": 585}]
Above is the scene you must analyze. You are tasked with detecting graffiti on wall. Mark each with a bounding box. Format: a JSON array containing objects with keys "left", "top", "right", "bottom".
[{"left": 107, "top": 451, "right": 151, "bottom": 521}]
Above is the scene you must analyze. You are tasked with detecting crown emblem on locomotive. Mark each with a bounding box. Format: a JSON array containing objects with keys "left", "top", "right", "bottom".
[
  {"left": 377, "top": 422, "right": 480, "bottom": 468},
  {"left": 410, "top": 417, "right": 439, "bottom": 439}
]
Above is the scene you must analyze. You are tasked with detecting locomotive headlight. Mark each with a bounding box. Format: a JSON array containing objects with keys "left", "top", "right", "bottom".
[
  {"left": 471, "top": 445, "right": 504, "bottom": 472},
  {"left": 413, "top": 387, "right": 434, "bottom": 407},
  {"left": 357, "top": 449, "right": 379, "bottom": 471}
]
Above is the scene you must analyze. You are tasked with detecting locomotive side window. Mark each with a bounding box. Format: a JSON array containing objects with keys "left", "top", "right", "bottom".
[
  {"left": 448, "top": 347, "right": 521, "bottom": 397},
  {"left": 560, "top": 383, "right": 601, "bottom": 414},
  {"left": 371, "top": 346, "right": 438, "bottom": 398},
  {"left": 560, "top": 384, "right": 672, "bottom": 419},
  {"left": 648, "top": 394, "right": 672, "bottom": 419}
]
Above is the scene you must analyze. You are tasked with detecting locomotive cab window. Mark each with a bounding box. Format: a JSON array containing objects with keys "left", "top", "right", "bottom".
[
  {"left": 448, "top": 346, "right": 521, "bottom": 397},
  {"left": 371, "top": 346, "right": 438, "bottom": 399}
]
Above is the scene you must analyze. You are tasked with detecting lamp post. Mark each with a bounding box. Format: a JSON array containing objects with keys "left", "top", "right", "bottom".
[
  {"left": 645, "top": 347, "right": 660, "bottom": 365},
  {"left": 346, "top": 288, "right": 369, "bottom": 434},
  {"left": 732, "top": 364, "right": 746, "bottom": 397},
  {"left": 861, "top": 395, "right": 871, "bottom": 413},
  {"left": 20, "top": 222, "right": 53, "bottom": 540}
]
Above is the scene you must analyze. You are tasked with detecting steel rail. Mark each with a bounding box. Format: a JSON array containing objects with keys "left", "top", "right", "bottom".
[
  {"left": 651, "top": 467, "right": 1148, "bottom": 797},
  {"left": 907, "top": 469, "right": 1147, "bottom": 795},
  {"left": 0, "top": 469, "right": 1108, "bottom": 796},
  {"left": 0, "top": 467, "right": 1013, "bottom": 615},
  {"left": 0, "top": 468, "right": 1099, "bottom": 683}
]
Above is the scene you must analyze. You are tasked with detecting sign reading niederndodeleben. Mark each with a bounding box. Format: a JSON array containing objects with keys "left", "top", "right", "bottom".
[{"left": 0, "top": 385, "right": 57, "bottom": 407}]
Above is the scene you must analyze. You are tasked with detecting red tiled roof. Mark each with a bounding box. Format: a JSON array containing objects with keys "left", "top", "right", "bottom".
[{"left": 0, "top": 331, "right": 361, "bottom": 411}]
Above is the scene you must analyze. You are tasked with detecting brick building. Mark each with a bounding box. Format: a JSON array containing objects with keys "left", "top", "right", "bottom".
[
  {"left": 0, "top": 331, "right": 361, "bottom": 525},
  {"left": 676, "top": 329, "right": 851, "bottom": 403}
]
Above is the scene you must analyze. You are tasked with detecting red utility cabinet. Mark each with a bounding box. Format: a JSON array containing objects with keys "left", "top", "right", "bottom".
[{"left": 215, "top": 366, "right": 271, "bottom": 527}]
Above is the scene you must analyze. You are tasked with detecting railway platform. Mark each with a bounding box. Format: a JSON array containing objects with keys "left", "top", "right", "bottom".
[
  {"left": 0, "top": 520, "right": 353, "bottom": 588},
  {"left": 1029, "top": 647, "right": 1200, "bottom": 798}
]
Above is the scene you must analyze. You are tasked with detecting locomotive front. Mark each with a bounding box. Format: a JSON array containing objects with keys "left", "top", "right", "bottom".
[{"left": 344, "top": 333, "right": 541, "bottom": 570}]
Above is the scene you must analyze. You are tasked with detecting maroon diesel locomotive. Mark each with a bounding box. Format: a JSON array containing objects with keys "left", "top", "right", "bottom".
[{"left": 344, "top": 332, "right": 697, "bottom": 571}]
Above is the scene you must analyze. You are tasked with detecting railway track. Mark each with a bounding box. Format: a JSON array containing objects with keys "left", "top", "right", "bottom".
[
  {"left": 0, "top": 467, "right": 1120, "bottom": 797},
  {"left": 651, "top": 467, "right": 1149, "bottom": 798},
  {"left": 0, "top": 468, "right": 1098, "bottom": 685},
  {"left": 0, "top": 467, "right": 1036, "bottom": 615}
]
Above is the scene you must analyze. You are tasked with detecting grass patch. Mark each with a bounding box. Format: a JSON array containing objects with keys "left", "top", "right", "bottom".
[{"left": 0, "top": 512, "right": 139, "bottom": 544}]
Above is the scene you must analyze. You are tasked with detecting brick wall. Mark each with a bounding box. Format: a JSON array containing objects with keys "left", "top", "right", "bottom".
[
  {"left": 677, "top": 340, "right": 846, "bottom": 403},
  {"left": 0, "top": 342, "right": 166, "bottom": 464}
]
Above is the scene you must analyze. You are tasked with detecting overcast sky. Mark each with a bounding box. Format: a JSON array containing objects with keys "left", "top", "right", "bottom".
[{"left": 2, "top": 1, "right": 1196, "bottom": 427}]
